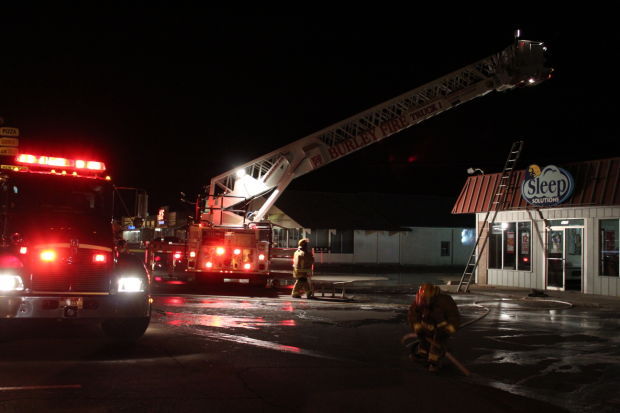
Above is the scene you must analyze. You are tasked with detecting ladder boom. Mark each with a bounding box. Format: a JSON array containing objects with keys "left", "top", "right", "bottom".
[{"left": 206, "top": 39, "right": 551, "bottom": 225}]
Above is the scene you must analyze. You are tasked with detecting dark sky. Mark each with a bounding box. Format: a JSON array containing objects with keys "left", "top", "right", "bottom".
[{"left": 1, "top": 10, "right": 618, "bottom": 213}]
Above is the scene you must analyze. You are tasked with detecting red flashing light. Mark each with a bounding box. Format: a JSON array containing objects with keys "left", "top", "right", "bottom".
[
  {"left": 215, "top": 247, "right": 225, "bottom": 256},
  {"left": 523, "top": 257, "right": 529, "bottom": 263},
  {"left": 206, "top": 261, "right": 213, "bottom": 268},
  {"left": 40, "top": 249, "right": 57, "bottom": 262},
  {"left": 89, "top": 161, "right": 103, "bottom": 170},
  {"left": 174, "top": 252, "right": 182, "bottom": 259},
  {"left": 258, "top": 254, "right": 265, "bottom": 261},
  {"left": 16, "top": 153, "right": 106, "bottom": 172},
  {"left": 189, "top": 251, "right": 196, "bottom": 258},
  {"left": 233, "top": 248, "right": 241, "bottom": 255},
  {"left": 19, "top": 247, "right": 28, "bottom": 255},
  {"left": 47, "top": 157, "right": 71, "bottom": 167},
  {"left": 93, "top": 253, "right": 107, "bottom": 263},
  {"left": 243, "top": 263, "right": 251, "bottom": 270}
]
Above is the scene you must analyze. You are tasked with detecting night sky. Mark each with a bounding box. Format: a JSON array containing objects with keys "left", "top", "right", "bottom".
[{"left": 1, "top": 10, "right": 618, "bottom": 214}]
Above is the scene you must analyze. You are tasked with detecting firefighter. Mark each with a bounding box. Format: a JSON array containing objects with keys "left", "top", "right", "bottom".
[
  {"left": 407, "top": 283, "right": 460, "bottom": 372},
  {"left": 291, "top": 238, "right": 314, "bottom": 299}
]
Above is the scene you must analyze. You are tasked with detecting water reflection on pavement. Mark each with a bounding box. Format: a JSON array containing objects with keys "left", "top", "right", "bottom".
[
  {"left": 452, "top": 294, "right": 620, "bottom": 413},
  {"left": 152, "top": 277, "right": 620, "bottom": 413}
]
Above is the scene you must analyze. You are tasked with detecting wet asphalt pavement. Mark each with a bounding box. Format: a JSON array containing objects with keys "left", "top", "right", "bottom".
[
  {"left": 270, "top": 271, "right": 620, "bottom": 413},
  {"left": 449, "top": 291, "right": 620, "bottom": 413},
  {"left": 1, "top": 271, "right": 618, "bottom": 412}
]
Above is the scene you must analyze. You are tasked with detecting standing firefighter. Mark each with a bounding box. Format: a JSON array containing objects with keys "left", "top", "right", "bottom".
[
  {"left": 408, "top": 283, "right": 460, "bottom": 372},
  {"left": 292, "top": 238, "right": 314, "bottom": 299}
]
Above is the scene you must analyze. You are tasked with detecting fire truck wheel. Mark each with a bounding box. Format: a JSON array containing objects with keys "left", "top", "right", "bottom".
[
  {"left": 101, "top": 317, "right": 150, "bottom": 340},
  {"left": 0, "top": 320, "right": 11, "bottom": 342}
]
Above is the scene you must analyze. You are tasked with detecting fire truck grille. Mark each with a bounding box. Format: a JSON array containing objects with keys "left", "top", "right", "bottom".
[{"left": 30, "top": 249, "right": 112, "bottom": 292}]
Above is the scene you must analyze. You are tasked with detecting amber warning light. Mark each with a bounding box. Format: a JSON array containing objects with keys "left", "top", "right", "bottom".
[{"left": 15, "top": 154, "right": 106, "bottom": 172}]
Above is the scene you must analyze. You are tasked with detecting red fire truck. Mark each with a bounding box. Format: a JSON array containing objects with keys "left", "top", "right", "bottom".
[
  {"left": 0, "top": 147, "right": 151, "bottom": 339},
  {"left": 185, "top": 220, "right": 272, "bottom": 284},
  {"left": 178, "top": 38, "right": 551, "bottom": 285},
  {"left": 147, "top": 236, "right": 195, "bottom": 284}
]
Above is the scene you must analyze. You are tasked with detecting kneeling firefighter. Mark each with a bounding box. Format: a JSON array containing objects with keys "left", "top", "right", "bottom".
[{"left": 407, "top": 283, "right": 460, "bottom": 371}]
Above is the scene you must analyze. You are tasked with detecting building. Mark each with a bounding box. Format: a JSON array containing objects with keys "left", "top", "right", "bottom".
[
  {"left": 121, "top": 206, "right": 190, "bottom": 250},
  {"left": 270, "top": 191, "right": 474, "bottom": 267},
  {"left": 120, "top": 191, "right": 476, "bottom": 268},
  {"left": 452, "top": 157, "right": 620, "bottom": 296}
]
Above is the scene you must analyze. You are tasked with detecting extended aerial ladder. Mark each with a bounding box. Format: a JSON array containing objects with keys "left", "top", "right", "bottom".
[
  {"left": 203, "top": 39, "right": 551, "bottom": 228},
  {"left": 183, "top": 37, "right": 552, "bottom": 280}
]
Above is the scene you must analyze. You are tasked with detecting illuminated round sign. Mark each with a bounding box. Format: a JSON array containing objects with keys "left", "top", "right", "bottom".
[{"left": 521, "top": 164, "right": 574, "bottom": 207}]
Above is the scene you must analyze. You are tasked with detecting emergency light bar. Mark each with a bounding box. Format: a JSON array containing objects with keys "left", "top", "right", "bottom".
[{"left": 15, "top": 154, "right": 106, "bottom": 172}]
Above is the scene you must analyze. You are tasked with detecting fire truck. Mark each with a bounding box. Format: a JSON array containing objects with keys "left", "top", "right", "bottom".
[
  {"left": 0, "top": 145, "right": 151, "bottom": 339},
  {"left": 182, "top": 38, "right": 552, "bottom": 284},
  {"left": 147, "top": 236, "right": 195, "bottom": 284}
]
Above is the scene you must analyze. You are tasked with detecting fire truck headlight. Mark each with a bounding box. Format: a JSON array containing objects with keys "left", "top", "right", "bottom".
[
  {"left": 117, "top": 276, "right": 145, "bottom": 293},
  {"left": 0, "top": 274, "right": 24, "bottom": 291}
]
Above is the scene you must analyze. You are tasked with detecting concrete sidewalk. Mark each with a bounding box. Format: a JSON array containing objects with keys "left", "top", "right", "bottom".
[
  {"left": 462, "top": 284, "right": 620, "bottom": 310},
  {"left": 273, "top": 270, "right": 620, "bottom": 310}
]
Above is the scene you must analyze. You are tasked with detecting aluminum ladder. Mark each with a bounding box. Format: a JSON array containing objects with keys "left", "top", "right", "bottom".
[{"left": 456, "top": 140, "right": 524, "bottom": 293}]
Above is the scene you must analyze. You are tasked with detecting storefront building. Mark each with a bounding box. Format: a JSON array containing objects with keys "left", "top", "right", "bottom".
[
  {"left": 270, "top": 191, "right": 474, "bottom": 267},
  {"left": 452, "top": 157, "right": 620, "bottom": 296}
]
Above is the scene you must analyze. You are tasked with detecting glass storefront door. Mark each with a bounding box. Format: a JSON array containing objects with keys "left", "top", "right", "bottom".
[{"left": 546, "top": 227, "right": 583, "bottom": 291}]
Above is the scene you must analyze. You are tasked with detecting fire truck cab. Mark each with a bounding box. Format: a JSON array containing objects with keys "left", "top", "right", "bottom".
[{"left": 0, "top": 152, "right": 151, "bottom": 339}]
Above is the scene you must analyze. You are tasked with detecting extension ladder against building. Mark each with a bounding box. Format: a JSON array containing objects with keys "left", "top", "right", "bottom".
[{"left": 456, "top": 140, "right": 524, "bottom": 293}]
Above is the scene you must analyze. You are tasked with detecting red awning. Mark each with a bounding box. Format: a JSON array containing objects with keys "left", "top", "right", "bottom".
[{"left": 452, "top": 157, "right": 620, "bottom": 214}]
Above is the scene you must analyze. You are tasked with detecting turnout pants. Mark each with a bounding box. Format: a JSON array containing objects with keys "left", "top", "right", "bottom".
[
  {"left": 292, "top": 270, "right": 313, "bottom": 297},
  {"left": 414, "top": 330, "right": 447, "bottom": 366}
]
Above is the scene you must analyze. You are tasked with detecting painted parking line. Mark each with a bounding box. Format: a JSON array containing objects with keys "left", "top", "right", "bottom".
[{"left": 0, "top": 384, "right": 82, "bottom": 391}]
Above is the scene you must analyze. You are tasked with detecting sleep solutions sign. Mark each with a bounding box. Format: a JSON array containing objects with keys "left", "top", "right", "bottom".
[{"left": 521, "top": 164, "right": 575, "bottom": 207}]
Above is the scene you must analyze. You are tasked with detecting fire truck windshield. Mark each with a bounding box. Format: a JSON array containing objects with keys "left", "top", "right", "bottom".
[{"left": 3, "top": 172, "right": 112, "bottom": 216}]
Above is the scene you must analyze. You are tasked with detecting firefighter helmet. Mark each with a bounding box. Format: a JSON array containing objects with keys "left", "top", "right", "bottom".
[
  {"left": 298, "top": 238, "right": 309, "bottom": 248},
  {"left": 415, "top": 283, "right": 440, "bottom": 307}
]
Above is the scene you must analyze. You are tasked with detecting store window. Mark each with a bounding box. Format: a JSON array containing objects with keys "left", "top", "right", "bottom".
[
  {"left": 599, "top": 219, "right": 619, "bottom": 277},
  {"left": 287, "top": 228, "right": 301, "bottom": 248},
  {"left": 518, "top": 222, "right": 531, "bottom": 271},
  {"left": 330, "top": 230, "right": 354, "bottom": 254},
  {"left": 503, "top": 222, "right": 516, "bottom": 269},
  {"left": 271, "top": 228, "right": 302, "bottom": 248},
  {"left": 441, "top": 241, "right": 450, "bottom": 257},
  {"left": 307, "top": 229, "right": 329, "bottom": 252},
  {"left": 488, "top": 224, "right": 503, "bottom": 269},
  {"left": 488, "top": 221, "right": 531, "bottom": 270}
]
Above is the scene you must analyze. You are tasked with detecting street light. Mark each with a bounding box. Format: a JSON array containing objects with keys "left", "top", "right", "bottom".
[{"left": 467, "top": 167, "right": 485, "bottom": 175}]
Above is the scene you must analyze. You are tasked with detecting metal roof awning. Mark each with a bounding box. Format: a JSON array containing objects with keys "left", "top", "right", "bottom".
[{"left": 452, "top": 157, "right": 620, "bottom": 214}]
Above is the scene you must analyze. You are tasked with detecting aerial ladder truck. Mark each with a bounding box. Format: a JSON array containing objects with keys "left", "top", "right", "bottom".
[{"left": 182, "top": 38, "right": 552, "bottom": 283}]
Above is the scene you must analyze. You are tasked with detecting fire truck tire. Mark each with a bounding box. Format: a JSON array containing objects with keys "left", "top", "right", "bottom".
[
  {"left": 0, "top": 320, "right": 10, "bottom": 342},
  {"left": 101, "top": 317, "right": 150, "bottom": 340}
]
